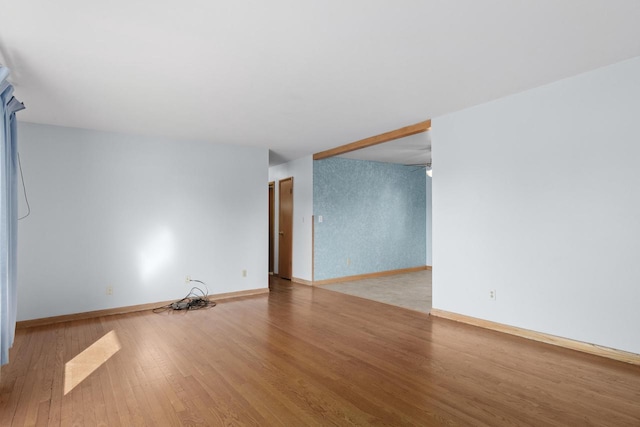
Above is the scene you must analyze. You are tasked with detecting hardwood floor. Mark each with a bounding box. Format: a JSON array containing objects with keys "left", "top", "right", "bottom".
[{"left": 2, "top": 277, "right": 640, "bottom": 426}]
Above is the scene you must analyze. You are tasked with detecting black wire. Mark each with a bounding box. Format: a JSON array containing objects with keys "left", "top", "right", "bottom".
[
  {"left": 17, "top": 152, "right": 30, "bottom": 220},
  {"left": 152, "top": 279, "right": 216, "bottom": 313}
]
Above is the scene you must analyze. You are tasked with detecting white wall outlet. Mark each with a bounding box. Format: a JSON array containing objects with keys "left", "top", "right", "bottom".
[
  {"left": 185, "top": 275, "right": 191, "bottom": 284},
  {"left": 318, "top": 215, "right": 323, "bottom": 223},
  {"left": 106, "top": 286, "right": 113, "bottom": 295},
  {"left": 347, "top": 257, "right": 351, "bottom": 266},
  {"left": 489, "top": 289, "right": 496, "bottom": 300},
  {"left": 242, "top": 269, "right": 247, "bottom": 277}
]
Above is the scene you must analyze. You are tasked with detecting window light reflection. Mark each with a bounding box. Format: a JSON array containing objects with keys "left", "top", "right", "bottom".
[{"left": 64, "top": 330, "right": 121, "bottom": 395}]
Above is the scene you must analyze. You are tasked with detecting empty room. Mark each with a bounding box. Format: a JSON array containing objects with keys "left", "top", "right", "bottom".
[{"left": 1, "top": 1, "right": 640, "bottom": 426}]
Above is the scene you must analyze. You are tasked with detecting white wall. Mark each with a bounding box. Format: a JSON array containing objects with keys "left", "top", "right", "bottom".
[
  {"left": 17, "top": 123, "right": 268, "bottom": 321},
  {"left": 268, "top": 156, "right": 313, "bottom": 282},
  {"left": 432, "top": 57, "right": 640, "bottom": 354}
]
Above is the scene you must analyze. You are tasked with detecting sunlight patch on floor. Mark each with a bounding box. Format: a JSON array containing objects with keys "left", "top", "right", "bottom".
[{"left": 64, "top": 330, "right": 121, "bottom": 395}]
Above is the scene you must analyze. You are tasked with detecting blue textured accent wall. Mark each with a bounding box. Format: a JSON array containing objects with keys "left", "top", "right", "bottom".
[{"left": 314, "top": 158, "right": 426, "bottom": 281}]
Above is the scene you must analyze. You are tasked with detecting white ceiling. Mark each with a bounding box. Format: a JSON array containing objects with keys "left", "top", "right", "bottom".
[{"left": 2, "top": 1, "right": 640, "bottom": 166}]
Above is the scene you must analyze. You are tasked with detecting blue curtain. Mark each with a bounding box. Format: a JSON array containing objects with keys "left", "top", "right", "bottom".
[{"left": 1, "top": 66, "right": 25, "bottom": 366}]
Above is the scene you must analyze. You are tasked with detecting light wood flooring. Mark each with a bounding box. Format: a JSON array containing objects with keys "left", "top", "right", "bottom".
[
  {"left": 319, "top": 270, "right": 431, "bottom": 313},
  {"left": 1, "top": 277, "right": 640, "bottom": 426}
]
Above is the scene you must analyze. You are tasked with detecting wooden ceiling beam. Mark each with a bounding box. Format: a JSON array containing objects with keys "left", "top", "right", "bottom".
[{"left": 313, "top": 119, "right": 431, "bottom": 161}]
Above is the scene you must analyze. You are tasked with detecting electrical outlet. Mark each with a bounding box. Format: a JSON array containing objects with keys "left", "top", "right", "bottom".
[
  {"left": 347, "top": 257, "right": 351, "bottom": 266},
  {"left": 242, "top": 269, "right": 247, "bottom": 277},
  {"left": 489, "top": 290, "right": 496, "bottom": 300},
  {"left": 106, "top": 286, "right": 113, "bottom": 295},
  {"left": 185, "top": 275, "right": 191, "bottom": 284}
]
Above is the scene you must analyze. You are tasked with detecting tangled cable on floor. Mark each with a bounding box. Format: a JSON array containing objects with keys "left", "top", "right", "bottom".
[{"left": 153, "top": 279, "right": 217, "bottom": 313}]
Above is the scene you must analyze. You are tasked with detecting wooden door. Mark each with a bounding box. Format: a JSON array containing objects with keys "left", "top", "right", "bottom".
[
  {"left": 268, "top": 182, "right": 275, "bottom": 273},
  {"left": 278, "top": 178, "right": 293, "bottom": 280}
]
